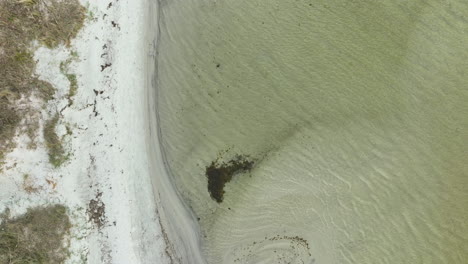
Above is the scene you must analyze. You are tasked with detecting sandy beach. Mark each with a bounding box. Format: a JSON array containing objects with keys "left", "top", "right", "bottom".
[
  {"left": 0, "top": 0, "right": 198, "bottom": 263},
  {"left": 2, "top": 1, "right": 468, "bottom": 264}
]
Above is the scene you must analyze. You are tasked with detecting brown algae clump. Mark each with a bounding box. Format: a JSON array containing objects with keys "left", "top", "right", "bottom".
[{"left": 206, "top": 155, "right": 254, "bottom": 203}]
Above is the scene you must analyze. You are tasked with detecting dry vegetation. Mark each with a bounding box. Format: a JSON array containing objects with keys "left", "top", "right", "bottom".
[
  {"left": 0, "top": 0, "right": 85, "bottom": 164},
  {"left": 0, "top": 205, "right": 72, "bottom": 263}
]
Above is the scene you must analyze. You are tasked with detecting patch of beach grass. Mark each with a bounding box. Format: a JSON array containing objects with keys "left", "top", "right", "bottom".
[
  {"left": 44, "top": 114, "right": 68, "bottom": 167},
  {"left": 0, "top": 0, "right": 86, "bottom": 164},
  {"left": 60, "top": 58, "right": 79, "bottom": 106},
  {"left": 0, "top": 204, "right": 72, "bottom": 263},
  {"left": 0, "top": 102, "right": 20, "bottom": 163}
]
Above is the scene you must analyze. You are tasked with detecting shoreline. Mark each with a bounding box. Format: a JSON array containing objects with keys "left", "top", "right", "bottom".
[
  {"left": 1, "top": 0, "right": 204, "bottom": 263},
  {"left": 147, "top": 1, "right": 206, "bottom": 262}
]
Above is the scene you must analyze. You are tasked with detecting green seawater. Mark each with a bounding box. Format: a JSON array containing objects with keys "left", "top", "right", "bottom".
[{"left": 157, "top": 0, "right": 468, "bottom": 263}]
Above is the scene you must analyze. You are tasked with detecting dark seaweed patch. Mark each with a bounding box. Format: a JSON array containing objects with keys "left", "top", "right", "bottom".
[{"left": 206, "top": 155, "right": 254, "bottom": 203}]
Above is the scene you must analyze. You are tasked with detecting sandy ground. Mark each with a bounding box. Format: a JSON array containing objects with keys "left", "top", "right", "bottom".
[{"left": 0, "top": 0, "right": 194, "bottom": 263}]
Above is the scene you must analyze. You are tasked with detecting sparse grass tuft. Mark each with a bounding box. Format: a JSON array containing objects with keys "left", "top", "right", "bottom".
[
  {"left": 44, "top": 114, "right": 67, "bottom": 167},
  {"left": 0, "top": 204, "right": 71, "bottom": 264},
  {"left": 22, "top": 174, "right": 41, "bottom": 193},
  {"left": 0, "top": 0, "right": 86, "bottom": 164},
  {"left": 60, "top": 58, "right": 79, "bottom": 106}
]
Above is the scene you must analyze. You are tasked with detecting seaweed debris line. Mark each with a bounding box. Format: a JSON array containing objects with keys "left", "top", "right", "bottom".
[{"left": 206, "top": 155, "right": 254, "bottom": 203}]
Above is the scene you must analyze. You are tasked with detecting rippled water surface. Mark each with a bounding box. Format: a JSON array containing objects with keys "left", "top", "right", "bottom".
[{"left": 157, "top": 0, "right": 468, "bottom": 263}]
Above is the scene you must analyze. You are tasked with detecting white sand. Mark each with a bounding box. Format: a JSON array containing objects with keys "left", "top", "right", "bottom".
[{"left": 0, "top": 0, "right": 203, "bottom": 263}]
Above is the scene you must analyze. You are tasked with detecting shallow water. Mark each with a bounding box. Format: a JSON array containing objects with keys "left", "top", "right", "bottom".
[{"left": 157, "top": 0, "right": 468, "bottom": 263}]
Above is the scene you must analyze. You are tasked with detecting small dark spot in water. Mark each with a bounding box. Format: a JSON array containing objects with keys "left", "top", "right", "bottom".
[
  {"left": 216, "top": 63, "right": 221, "bottom": 68},
  {"left": 206, "top": 154, "right": 254, "bottom": 203}
]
